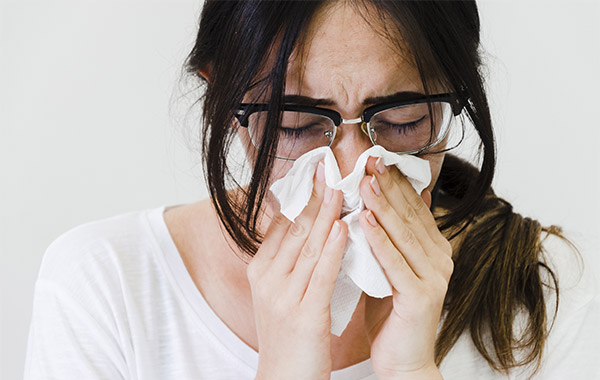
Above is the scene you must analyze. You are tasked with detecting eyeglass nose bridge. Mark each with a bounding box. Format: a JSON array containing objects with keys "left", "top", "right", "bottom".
[
  {"left": 340, "top": 117, "right": 363, "bottom": 124},
  {"left": 337, "top": 116, "right": 371, "bottom": 138}
]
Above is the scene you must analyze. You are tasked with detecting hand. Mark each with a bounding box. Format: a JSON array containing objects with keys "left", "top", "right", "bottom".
[
  {"left": 248, "top": 162, "right": 348, "bottom": 380},
  {"left": 358, "top": 157, "right": 453, "bottom": 380}
]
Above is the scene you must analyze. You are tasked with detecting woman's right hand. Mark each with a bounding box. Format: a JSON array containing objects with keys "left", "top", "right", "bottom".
[{"left": 247, "top": 162, "right": 348, "bottom": 380}]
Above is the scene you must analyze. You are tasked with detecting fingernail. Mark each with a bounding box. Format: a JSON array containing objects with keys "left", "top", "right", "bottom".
[
  {"left": 370, "top": 175, "right": 381, "bottom": 196},
  {"left": 324, "top": 187, "right": 333, "bottom": 203},
  {"left": 329, "top": 221, "right": 341, "bottom": 241},
  {"left": 366, "top": 210, "right": 378, "bottom": 227},
  {"left": 375, "top": 157, "right": 386, "bottom": 175},
  {"left": 316, "top": 161, "right": 325, "bottom": 183}
]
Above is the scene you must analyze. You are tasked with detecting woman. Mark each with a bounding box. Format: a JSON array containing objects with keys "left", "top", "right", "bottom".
[{"left": 24, "top": 1, "right": 597, "bottom": 379}]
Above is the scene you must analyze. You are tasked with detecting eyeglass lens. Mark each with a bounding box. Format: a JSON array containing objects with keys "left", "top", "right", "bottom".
[
  {"left": 247, "top": 101, "right": 452, "bottom": 160},
  {"left": 368, "top": 101, "right": 452, "bottom": 154}
]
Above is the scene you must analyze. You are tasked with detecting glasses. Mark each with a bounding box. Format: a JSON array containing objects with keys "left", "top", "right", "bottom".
[{"left": 235, "top": 92, "right": 465, "bottom": 160}]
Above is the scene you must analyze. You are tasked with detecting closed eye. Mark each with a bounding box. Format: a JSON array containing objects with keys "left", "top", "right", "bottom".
[
  {"left": 377, "top": 115, "right": 427, "bottom": 135},
  {"left": 279, "top": 123, "right": 318, "bottom": 137}
]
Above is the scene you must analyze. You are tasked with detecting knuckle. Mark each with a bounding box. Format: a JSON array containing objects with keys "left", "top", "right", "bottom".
[
  {"left": 310, "top": 186, "right": 322, "bottom": 202},
  {"left": 368, "top": 195, "right": 391, "bottom": 218},
  {"left": 289, "top": 220, "right": 308, "bottom": 238},
  {"left": 365, "top": 215, "right": 385, "bottom": 240},
  {"left": 400, "top": 205, "right": 418, "bottom": 225},
  {"left": 301, "top": 242, "right": 318, "bottom": 258},
  {"left": 271, "top": 213, "right": 290, "bottom": 228},
  {"left": 412, "top": 198, "right": 429, "bottom": 214},
  {"left": 381, "top": 170, "right": 395, "bottom": 189},
  {"left": 400, "top": 226, "right": 417, "bottom": 246},
  {"left": 392, "top": 250, "right": 405, "bottom": 268},
  {"left": 379, "top": 198, "right": 392, "bottom": 213},
  {"left": 372, "top": 227, "right": 386, "bottom": 243}
]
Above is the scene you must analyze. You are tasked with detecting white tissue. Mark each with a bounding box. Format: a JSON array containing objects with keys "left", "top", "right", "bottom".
[{"left": 270, "top": 146, "right": 431, "bottom": 336}]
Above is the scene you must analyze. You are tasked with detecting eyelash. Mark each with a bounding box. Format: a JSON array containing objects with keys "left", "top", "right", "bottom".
[
  {"left": 279, "top": 123, "right": 319, "bottom": 138},
  {"left": 376, "top": 115, "right": 427, "bottom": 134},
  {"left": 278, "top": 115, "right": 427, "bottom": 138},
  {"left": 381, "top": 120, "right": 420, "bottom": 134}
]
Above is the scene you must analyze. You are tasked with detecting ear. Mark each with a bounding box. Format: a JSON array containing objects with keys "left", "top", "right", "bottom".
[
  {"left": 420, "top": 189, "right": 432, "bottom": 209},
  {"left": 198, "top": 65, "right": 211, "bottom": 82}
]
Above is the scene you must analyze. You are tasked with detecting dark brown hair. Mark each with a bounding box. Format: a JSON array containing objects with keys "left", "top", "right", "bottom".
[{"left": 184, "top": 0, "right": 564, "bottom": 374}]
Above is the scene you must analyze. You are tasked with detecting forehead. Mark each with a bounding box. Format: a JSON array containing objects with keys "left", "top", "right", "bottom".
[{"left": 286, "top": 3, "right": 424, "bottom": 104}]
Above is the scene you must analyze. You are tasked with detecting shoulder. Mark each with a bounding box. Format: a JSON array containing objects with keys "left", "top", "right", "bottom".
[
  {"left": 37, "top": 208, "right": 162, "bottom": 290},
  {"left": 534, "top": 229, "right": 598, "bottom": 334},
  {"left": 27, "top": 208, "right": 166, "bottom": 379},
  {"left": 534, "top": 230, "right": 600, "bottom": 377},
  {"left": 538, "top": 230, "right": 597, "bottom": 304}
]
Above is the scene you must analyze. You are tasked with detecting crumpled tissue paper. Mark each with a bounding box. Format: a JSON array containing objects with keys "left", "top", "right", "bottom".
[{"left": 270, "top": 145, "right": 431, "bottom": 336}]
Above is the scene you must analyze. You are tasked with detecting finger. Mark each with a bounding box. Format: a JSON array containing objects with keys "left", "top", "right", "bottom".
[
  {"left": 361, "top": 176, "right": 437, "bottom": 278},
  {"left": 253, "top": 210, "right": 292, "bottom": 263},
  {"left": 288, "top": 187, "right": 344, "bottom": 297},
  {"left": 366, "top": 157, "right": 447, "bottom": 248},
  {"left": 271, "top": 161, "right": 327, "bottom": 274},
  {"left": 359, "top": 210, "right": 418, "bottom": 291},
  {"left": 389, "top": 167, "right": 447, "bottom": 247},
  {"left": 301, "top": 220, "right": 348, "bottom": 308},
  {"left": 361, "top": 176, "right": 437, "bottom": 277}
]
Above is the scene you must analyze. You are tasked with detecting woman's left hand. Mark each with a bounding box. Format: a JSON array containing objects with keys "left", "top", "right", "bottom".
[{"left": 358, "top": 156, "right": 454, "bottom": 380}]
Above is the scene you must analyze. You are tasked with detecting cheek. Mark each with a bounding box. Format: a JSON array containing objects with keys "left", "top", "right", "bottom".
[
  {"left": 261, "top": 160, "right": 295, "bottom": 217},
  {"left": 237, "top": 129, "right": 295, "bottom": 213},
  {"left": 237, "top": 128, "right": 254, "bottom": 162},
  {"left": 267, "top": 161, "right": 294, "bottom": 188},
  {"left": 237, "top": 128, "right": 292, "bottom": 177},
  {"left": 423, "top": 153, "right": 445, "bottom": 193}
]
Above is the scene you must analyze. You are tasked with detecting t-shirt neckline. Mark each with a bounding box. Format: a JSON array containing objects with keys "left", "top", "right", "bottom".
[{"left": 147, "top": 204, "right": 375, "bottom": 379}]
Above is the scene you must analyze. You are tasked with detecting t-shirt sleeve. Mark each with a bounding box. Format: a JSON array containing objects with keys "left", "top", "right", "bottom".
[
  {"left": 531, "top": 232, "right": 600, "bottom": 379},
  {"left": 24, "top": 227, "right": 129, "bottom": 380},
  {"left": 24, "top": 280, "right": 128, "bottom": 379}
]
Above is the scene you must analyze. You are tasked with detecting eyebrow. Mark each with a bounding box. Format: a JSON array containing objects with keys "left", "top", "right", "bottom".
[{"left": 282, "top": 91, "right": 426, "bottom": 107}]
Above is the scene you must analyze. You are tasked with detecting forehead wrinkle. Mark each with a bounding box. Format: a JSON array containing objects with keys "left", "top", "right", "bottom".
[
  {"left": 287, "top": 58, "right": 423, "bottom": 108},
  {"left": 284, "top": 1, "right": 428, "bottom": 110},
  {"left": 285, "top": 63, "right": 424, "bottom": 109},
  {"left": 331, "top": 72, "right": 355, "bottom": 106}
]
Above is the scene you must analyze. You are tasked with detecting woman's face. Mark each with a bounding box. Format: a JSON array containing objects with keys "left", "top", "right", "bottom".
[{"left": 239, "top": 3, "right": 447, "bottom": 212}]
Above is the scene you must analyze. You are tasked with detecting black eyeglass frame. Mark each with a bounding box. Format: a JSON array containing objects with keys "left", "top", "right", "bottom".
[{"left": 234, "top": 92, "right": 466, "bottom": 159}]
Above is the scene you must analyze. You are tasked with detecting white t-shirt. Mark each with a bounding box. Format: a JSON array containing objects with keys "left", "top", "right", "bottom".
[{"left": 24, "top": 206, "right": 599, "bottom": 379}]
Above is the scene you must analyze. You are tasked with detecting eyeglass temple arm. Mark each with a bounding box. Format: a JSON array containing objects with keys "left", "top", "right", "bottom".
[{"left": 234, "top": 109, "right": 250, "bottom": 127}]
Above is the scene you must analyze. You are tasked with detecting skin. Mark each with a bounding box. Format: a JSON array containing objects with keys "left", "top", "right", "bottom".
[{"left": 166, "top": 3, "right": 455, "bottom": 380}]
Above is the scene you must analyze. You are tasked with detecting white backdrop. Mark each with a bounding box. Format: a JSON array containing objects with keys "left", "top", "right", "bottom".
[{"left": 1, "top": 1, "right": 599, "bottom": 379}]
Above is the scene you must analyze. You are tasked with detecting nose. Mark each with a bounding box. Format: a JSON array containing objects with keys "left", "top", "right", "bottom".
[{"left": 329, "top": 120, "right": 373, "bottom": 177}]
